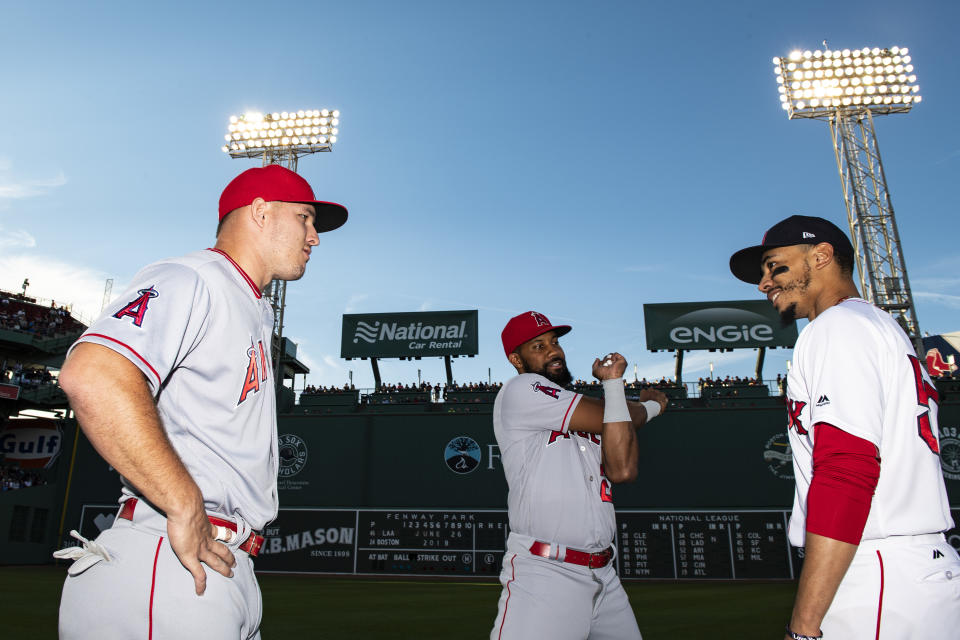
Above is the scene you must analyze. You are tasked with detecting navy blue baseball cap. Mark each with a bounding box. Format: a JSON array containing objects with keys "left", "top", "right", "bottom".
[{"left": 729, "top": 215, "right": 854, "bottom": 284}]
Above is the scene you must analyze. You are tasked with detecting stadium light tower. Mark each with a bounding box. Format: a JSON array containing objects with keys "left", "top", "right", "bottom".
[
  {"left": 222, "top": 108, "right": 341, "bottom": 385},
  {"left": 772, "top": 46, "right": 923, "bottom": 353}
]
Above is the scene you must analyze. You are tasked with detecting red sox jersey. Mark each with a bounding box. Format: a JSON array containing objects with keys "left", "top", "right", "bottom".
[
  {"left": 785, "top": 298, "right": 954, "bottom": 547},
  {"left": 70, "top": 248, "right": 279, "bottom": 530},
  {"left": 493, "top": 373, "right": 616, "bottom": 550}
]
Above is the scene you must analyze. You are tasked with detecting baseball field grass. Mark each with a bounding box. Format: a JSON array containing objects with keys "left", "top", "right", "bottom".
[{"left": 1, "top": 565, "right": 795, "bottom": 638}]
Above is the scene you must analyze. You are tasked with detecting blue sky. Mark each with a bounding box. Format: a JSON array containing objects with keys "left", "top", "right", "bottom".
[{"left": 1, "top": 0, "right": 957, "bottom": 390}]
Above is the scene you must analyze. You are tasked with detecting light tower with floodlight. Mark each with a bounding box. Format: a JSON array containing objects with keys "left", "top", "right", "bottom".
[
  {"left": 772, "top": 46, "right": 923, "bottom": 353},
  {"left": 221, "top": 108, "right": 340, "bottom": 386}
]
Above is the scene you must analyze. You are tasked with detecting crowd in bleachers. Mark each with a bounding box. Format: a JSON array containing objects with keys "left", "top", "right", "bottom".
[
  {"left": 0, "top": 291, "right": 85, "bottom": 338},
  {"left": 698, "top": 374, "right": 783, "bottom": 397},
  {"left": 1, "top": 362, "right": 56, "bottom": 388},
  {"left": 572, "top": 377, "right": 681, "bottom": 391},
  {"left": 1, "top": 463, "right": 47, "bottom": 492},
  {"left": 301, "top": 383, "right": 356, "bottom": 394}
]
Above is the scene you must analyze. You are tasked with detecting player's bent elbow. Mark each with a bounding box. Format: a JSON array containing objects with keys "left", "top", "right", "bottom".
[{"left": 607, "top": 466, "right": 638, "bottom": 484}]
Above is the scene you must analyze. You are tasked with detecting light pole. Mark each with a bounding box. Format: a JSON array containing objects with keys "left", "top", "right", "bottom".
[
  {"left": 772, "top": 46, "right": 923, "bottom": 354},
  {"left": 221, "top": 109, "right": 340, "bottom": 387}
]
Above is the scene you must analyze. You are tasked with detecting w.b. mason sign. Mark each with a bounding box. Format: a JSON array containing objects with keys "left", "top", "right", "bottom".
[
  {"left": 341, "top": 310, "right": 479, "bottom": 358},
  {"left": 644, "top": 301, "right": 798, "bottom": 351}
]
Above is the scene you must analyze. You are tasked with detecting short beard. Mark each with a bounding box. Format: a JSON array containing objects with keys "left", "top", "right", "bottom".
[
  {"left": 777, "top": 262, "right": 812, "bottom": 327},
  {"left": 519, "top": 354, "right": 573, "bottom": 387},
  {"left": 779, "top": 303, "right": 798, "bottom": 328}
]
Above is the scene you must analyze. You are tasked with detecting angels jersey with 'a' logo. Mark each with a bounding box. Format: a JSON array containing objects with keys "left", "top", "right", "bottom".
[
  {"left": 785, "top": 298, "right": 953, "bottom": 547},
  {"left": 494, "top": 373, "right": 615, "bottom": 550},
  {"left": 70, "top": 249, "right": 279, "bottom": 530}
]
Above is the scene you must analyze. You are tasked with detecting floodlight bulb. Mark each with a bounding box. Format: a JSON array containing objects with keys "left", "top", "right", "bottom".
[
  {"left": 231, "top": 142, "right": 239, "bottom": 150},
  {"left": 777, "top": 75, "right": 785, "bottom": 85},
  {"left": 280, "top": 112, "right": 289, "bottom": 119},
  {"left": 331, "top": 118, "right": 339, "bottom": 126},
  {"left": 871, "top": 47, "right": 880, "bottom": 55},
  {"left": 810, "top": 98, "right": 820, "bottom": 107},
  {"left": 901, "top": 48, "right": 909, "bottom": 55},
  {"left": 281, "top": 137, "right": 290, "bottom": 145},
  {"left": 221, "top": 145, "right": 229, "bottom": 152},
  {"left": 321, "top": 109, "right": 329, "bottom": 117},
  {"left": 814, "top": 50, "right": 822, "bottom": 58},
  {"left": 914, "top": 95, "right": 922, "bottom": 103},
  {"left": 297, "top": 110, "right": 305, "bottom": 117},
  {"left": 842, "top": 49, "right": 851, "bottom": 56},
  {"left": 912, "top": 85, "right": 920, "bottom": 92},
  {"left": 271, "top": 112, "right": 280, "bottom": 120},
  {"left": 329, "top": 136, "right": 337, "bottom": 143},
  {"left": 332, "top": 110, "right": 340, "bottom": 117},
  {"left": 905, "top": 64, "right": 914, "bottom": 72},
  {"left": 772, "top": 56, "right": 781, "bottom": 64},
  {"left": 310, "top": 136, "right": 318, "bottom": 144},
  {"left": 803, "top": 50, "right": 812, "bottom": 58},
  {"left": 781, "top": 103, "right": 789, "bottom": 110},
  {"left": 229, "top": 115, "right": 239, "bottom": 124},
  {"left": 780, "top": 94, "right": 787, "bottom": 102}
]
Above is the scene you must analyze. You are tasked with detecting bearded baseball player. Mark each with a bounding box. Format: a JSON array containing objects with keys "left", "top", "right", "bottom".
[
  {"left": 55, "top": 165, "right": 347, "bottom": 639},
  {"left": 489, "top": 311, "right": 668, "bottom": 640},
  {"left": 730, "top": 215, "right": 960, "bottom": 640}
]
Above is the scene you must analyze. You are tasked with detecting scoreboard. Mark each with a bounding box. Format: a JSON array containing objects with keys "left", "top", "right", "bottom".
[
  {"left": 73, "top": 505, "right": 960, "bottom": 579},
  {"left": 250, "top": 508, "right": 809, "bottom": 579}
]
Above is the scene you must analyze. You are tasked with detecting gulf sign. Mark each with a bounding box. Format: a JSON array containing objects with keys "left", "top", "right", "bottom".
[
  {"left": 0, "top": 418, "right": 63, "bottom": 469},
  {"left": 644, "top": 300, "right": 799, "bottom": 351}
]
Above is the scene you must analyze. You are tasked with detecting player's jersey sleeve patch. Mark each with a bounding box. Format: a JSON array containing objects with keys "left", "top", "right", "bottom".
[
  {"left": 499, "top": 374, "right": 582, "bottom": 437},
  {"left": 73, "top": 263, "right": 211, "bottom": 395}
]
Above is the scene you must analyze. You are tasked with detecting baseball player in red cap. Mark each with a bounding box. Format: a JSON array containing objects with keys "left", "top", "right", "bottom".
[
  {"left": 489, "top": 311, "right": 668, "bottom": 640},
  {"left": 730, "top": 215, "right": 959, "bottom": 640},
  {"left": 56, "top": 165, "right": 347, "bottom": 639}
]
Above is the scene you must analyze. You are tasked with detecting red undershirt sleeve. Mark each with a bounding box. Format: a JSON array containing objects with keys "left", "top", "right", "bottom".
[{"left": 806, "top": 422, "right": 881, "bottom": 545}]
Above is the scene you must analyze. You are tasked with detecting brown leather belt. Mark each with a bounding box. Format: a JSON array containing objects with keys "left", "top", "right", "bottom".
[
  {"left": 118, "top": 498, "right": 264, "bottom": 557},
  {"left": 529, "top": 541, "right": 613, "bottom": 568}
]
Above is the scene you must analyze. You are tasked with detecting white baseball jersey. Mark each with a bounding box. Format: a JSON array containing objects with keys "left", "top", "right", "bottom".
[
  {"left": 493, "top": 373, "right": 616, "bottom": 550},
  {"left": 71, "top": 248, "right": 279, "bottom": 529},
  {"left": 785, "top": 298, "right": 954, "bottom": 547}
]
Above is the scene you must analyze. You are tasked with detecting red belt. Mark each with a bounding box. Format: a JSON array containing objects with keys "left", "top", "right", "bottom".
[
  {"left": 118, "top": 498, "right": 264, "bottom": 557},
  {"left": 529, "top": 541, "right": 613, "bottom": 568}
]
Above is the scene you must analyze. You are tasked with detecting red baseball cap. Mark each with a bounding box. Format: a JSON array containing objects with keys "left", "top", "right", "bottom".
[
  {"left": 501, "top": 311, "right": 571, "bottom": 357},
  {"left": 218, "top": 164, "right": 348, "bottom": 233}
]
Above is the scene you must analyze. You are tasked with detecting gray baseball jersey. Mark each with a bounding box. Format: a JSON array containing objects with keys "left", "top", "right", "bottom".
[
  {"left": 493, "top": 373, "right": 614, "bottom": 549},
  {"left": 58, "top": 248, "right": 277, "bottom": 638},
  {"left": 490, "top": 373, "right": 641, "bottom": 640},
  {"left": 72, "top": 248, "right": 278, "bottom": 528}
]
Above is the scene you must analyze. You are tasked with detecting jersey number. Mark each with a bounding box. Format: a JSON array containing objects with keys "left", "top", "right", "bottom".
[
  {"left": 908, "top": 354, "right": 940, "bottom": 454},
  {"left": 599, "top": 464, "right": 613, "bottom": 503}
]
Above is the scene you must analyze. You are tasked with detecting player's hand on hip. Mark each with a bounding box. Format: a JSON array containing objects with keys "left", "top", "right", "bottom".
[
  {"left": 638, "top": 388, "right": 669, "bottom": 414},
  {"left": 167, "top": 503, "right": 237, "bottom": 595},
  {"left": 592, "top": 352, "right": 627, "bottom": 380}
]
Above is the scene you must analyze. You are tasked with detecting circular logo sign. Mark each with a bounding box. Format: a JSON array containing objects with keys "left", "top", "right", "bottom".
[
  {"left": 763, "top": 433, "right": 793, "bottom": 480},
  {"left": 444, "top": 436, "right": 481, "bottom": 474},
  {"left": 939, "top": 436, "right": 960, "bottom": 481},
  {"left": 278, "top": 433, "right": 308, "bottom": 478}
]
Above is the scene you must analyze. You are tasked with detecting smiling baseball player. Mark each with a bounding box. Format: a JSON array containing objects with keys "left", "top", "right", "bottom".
[
  {"left": 489, "top": 311, "right": 668, "bottom": 640},
  {"left": 55, "top": 165, "right": 347, "bottom": 639},
  {"left": 730, "top": 215, "right": 960, "bottom": 640}
]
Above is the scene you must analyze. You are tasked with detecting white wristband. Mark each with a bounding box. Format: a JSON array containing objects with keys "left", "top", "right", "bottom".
[
  {"left": 602, "top": 378, "right": 631, "bottom": 423},
  {"left": 641, "top": 400, "right": 661, "bottom": 422}
]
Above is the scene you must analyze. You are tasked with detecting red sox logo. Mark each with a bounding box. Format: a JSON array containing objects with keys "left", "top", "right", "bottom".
[
  {"left": 238, "top": 340, "right": 269, "bottom": 405},
  {"left": 533, "top": 382, "right": 560, "bottom": 399},
  {"left": 113, "top": 287, "right": 159, "bottom": 327},
  {"left": 926, "top": 348, "right": 957, "bottom": 377}
]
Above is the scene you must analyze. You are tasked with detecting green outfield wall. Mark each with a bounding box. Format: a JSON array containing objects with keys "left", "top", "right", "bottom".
[{"left": 5, "top": 393, "right": 959, "bottom": 567}]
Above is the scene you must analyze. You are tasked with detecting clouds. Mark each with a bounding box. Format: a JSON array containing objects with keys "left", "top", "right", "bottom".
[
  {"left": 0, "top": 254, "right": 115, "bottom": 323},
  {"left": 0, "top": 227, "right": 36, "bottom": 250},
  {"left": 0, "top": 169, "right": 67, "bottom": 201}
]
